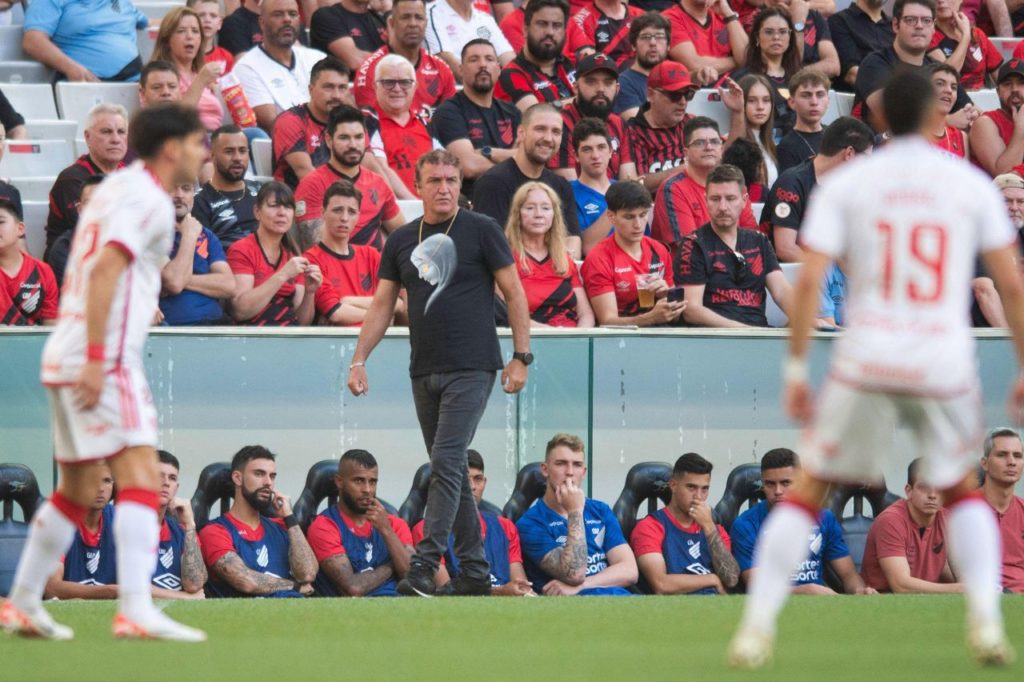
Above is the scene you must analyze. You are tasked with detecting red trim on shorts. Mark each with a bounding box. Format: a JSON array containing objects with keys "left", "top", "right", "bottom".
[
  {"left": 115, "top": 368, "right": 139, "bottom": 429},
  {"left": 117, "top": 487, "right": 162, "bottom": 512},
  {"left": 106, "top": 240, "right": 136, "bottom": 263},
  {"left": 115, "top": 268, "right": 133, "bottom": 366},
  {"left": 50, "top": 492, "right": 89, "bottom": 524},
  {"left": 943, "top": 489, "right": 986, "bottom": 509},
  {"left": 780, "top": 498, "right": 820, "bottom": 522}
]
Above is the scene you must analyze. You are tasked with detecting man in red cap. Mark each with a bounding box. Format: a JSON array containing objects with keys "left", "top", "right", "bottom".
[
  {"left": 626, "top": 60, "right": 742, "bottom": 193},
  {"left": 550, "top": 53, "right": 637, "bottom": 182}
]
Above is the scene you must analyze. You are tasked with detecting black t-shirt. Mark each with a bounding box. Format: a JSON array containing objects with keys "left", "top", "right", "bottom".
[
  {"left": 218, "top": 5, "right": 309, "bottom": 55},
  {"left": 378, "top": 209, "right": 514, "bottom": 377},
  {"left": 310, "top": 4, "right": 387, "bottom": 54},
  {"left": 775, "top": 129, "right": 824, "bottom": 175},
  {"left": 799, "top": 11, "right": 831, "bottom": 67},
  {"left": 191, "top": 180, "right": 261, "bottom": 250},
  {"left": 675, "top": 223, "right": 781, "bottom": 327},
  {"left": 471, "top": 158, "right": 581, "bottom": 236},
  {"left": 430, "top": 92, "right": 520, "bottom": 197},
  {"left": 0, "top": 89, "right": 25, "bottom": 132},
  {"left": 855, "top": 46, "right": 970, "bottom": 129},
  {"left": 760, "top": 158, "right": 817, "bottom": 244}
]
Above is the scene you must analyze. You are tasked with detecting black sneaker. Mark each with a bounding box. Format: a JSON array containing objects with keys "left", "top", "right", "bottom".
[
  {"left": 397, "top": 563, "right": 436, "bottom": 598},
  {"left": 438, "top": 574, "right": 492, "bottom": 597}
]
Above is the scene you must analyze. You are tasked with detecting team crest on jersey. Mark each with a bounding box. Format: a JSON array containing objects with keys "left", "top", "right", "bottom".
[
  {"left": 593, "top": 526, "right": 605, "bottom": 547},
  {"left": 160, "top": 547, "right": 175, "bottom": 569},
  {"left": 18, "top": 283, "right": 41, "bottom": 314},
  {"left": 361, "top": 273, "right": 373, "bottom": 291},
  {"left": 370, "top": 188, "right": 380, "bottom": 204},
  {"left": 775, "top": 203, "right": 792, "bottom": 219},
  {"left": 498, "top": 119, "right": 514, "bottom": 145},
  {"left": 687, "top": 541, "right": 701, "bottom": 559},
  {"left": 256, "top": 544, "right": 270, "bottom": 568},
  {"left": 476, "top": 26, "right": 492, "bottom": 39},
  {"left": 808, "top": 531, "right": 823, "bottom": 555},
  {"left": 86, "top": 550, "right": 100, "bottom": 575},
  {"left": 364, "top": 542, "right": 374, "bottom": 563}
]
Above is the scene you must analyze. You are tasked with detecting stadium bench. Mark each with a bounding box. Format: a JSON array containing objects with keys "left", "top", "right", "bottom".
[
  {"left": 55, "top": 82, "right": 140, "bottom": 134},
  {"left": 0, "top": 463, "right": 45, "bottom": 597},
  {"left": 0, "top": 60, "right": 53, "bottom": 84},
  {"left": 251, "top": 138, "right": 273, "bottom": 177},
  {"left": 1, "top": 139, "right": 73, "bottom": 176},
  {"left": 21, "top": 200, "right": 47, "bottom": 259},
  {"left": 396, "top": 462, "right": 502, "bottom": 527},
  {"left": 8, "top": 176, "right": 55, "bottom": 202},
  {"left": 991, "top": 37, "right": 1021, "bottom": 62},
  {"left": 0, "top": 25, "right": 27, "bottom": 61},
  {"left": 971, "top": 89, "right": 999, "bottom": 113},
  {"left": 711, "top": 463, "right": 764, "bottom": 533},
  {"left": 397, "top": 199, "right": 424, "bottom": 220},
  {"left": 2, "top": 83, "right": 58, "bottom": 120},
  {"left": 137, "top": 27, "right": 159, "bottom": 63},
  {"left": 611, "top": 461, "right": 672, "bottom": 540},
  {"left": 502, "top": 462, "right": 546, "bottom": 523},
  {"left": 688, "top": 89, "right": 732, "bottom": 135},
  {"left": 24, "top": 119, "right": 78, "bottom": 144},
  {"left": 823, "top": 91, "right": 855, "bottom": 124}
]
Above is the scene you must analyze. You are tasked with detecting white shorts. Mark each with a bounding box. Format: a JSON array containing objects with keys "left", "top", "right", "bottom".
[
  {"left": 800, "top": 377, "right": 982, "bottom": 490},
  {"left": 46, "top": 365, "right": 159, "bottom": 463}
]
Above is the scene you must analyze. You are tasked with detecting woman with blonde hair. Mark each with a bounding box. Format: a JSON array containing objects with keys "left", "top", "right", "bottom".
[
  {"left": 505, "top": 182, "right": 594, "bottom": 328},
  {"left": 150, "top": 5, "right": 225, "bottom": 132}
]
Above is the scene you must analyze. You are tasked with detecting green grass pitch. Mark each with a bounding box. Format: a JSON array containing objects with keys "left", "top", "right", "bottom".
[{"left": 2, "top": 595, "right": 1021, "bottom": 681}]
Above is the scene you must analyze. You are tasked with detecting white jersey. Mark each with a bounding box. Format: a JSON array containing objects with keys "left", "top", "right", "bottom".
[
  {"left": 800, "top": 137, "right": 1016, "bottom": 396},
  {"left": 41, "top": 162, "right": 174, "bottom": 385}
]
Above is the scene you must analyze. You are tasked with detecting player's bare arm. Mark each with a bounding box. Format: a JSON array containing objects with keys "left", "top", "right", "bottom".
[
  {"left": 689, "top": 499, "right": 739, "bottom": 588},
  {"left": 172, "top": 499, "right": 208, "bottom": 594},
  {"left": 784, "top": 249, "right": 831, "bottom": 423},
  {"left": 320, "top": 553, "right": 394, "bottom": 597},
  {"left": 348, "top": 279, "right": 402, "bottom": 396},
  {"left": 44, "top": 565, "right": 119, "bottom": 600},
  {"left": 831, "top": 556, "right": 876, "bottom": 595},
  {"left": 366, "top": 499, "right": 413, "bottom": 578},
  {"left": 577, "top": 544, "right": 638, "bottom": 590},
  {"left": 638, "top": 554, "right": 725, "bottom": 595},
  {"left": 538, "top": 484, "right": 588, "bottom": 586},
  {"left": 75, "top": 244, "right": 132, "bottom": 409},
  {"left": 272, "top": 493, "right": 318, "bottom": 584},
  {"left": 212, "top": 552, "right": 298, "bottom": 595},
  {"left": 492, "top": 563, "right": 535, "bottom": 596},
  {"left": 879, "top": 556, "right": 962, "bottom": 594}
]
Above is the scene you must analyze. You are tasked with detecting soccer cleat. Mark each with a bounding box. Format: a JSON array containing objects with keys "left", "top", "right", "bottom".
[
  {"left": 112, "top": 612, "right": 207, "bottom": 643},
  {"left": 0, "top": 600, "right": 74, "bottom": 641},
  {"left": 967, "top": 622, "right": 1016, "bottom": 667},
  {"left": 727, "top": 627, "right": 774, "bottom": 670}
]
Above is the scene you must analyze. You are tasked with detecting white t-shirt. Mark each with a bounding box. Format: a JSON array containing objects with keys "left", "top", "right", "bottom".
[
  {"left": 425, "top": 0, "right": 513, "bottom": 58},
  {"left": 233, "top": 44, "right": 328, "bottom": 113},
  {"left": 800, "top": 136, "right": 1016, "bottom": 396},
  {"left": 42, "top": 163, "right": 174, "bottom": 384}
]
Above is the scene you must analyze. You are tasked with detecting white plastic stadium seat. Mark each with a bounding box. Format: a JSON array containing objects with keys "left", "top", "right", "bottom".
[
  {"left": 831, "top": 91, "right": 854, "bottom": 118},
  {"left": 751, "top": 202, "right": 764, "bottom": 223},
  {"left": 971, "top": 89, "right": 999, "bottom": 113},
  {"left": 2, "top": 83, "right": 58, "bottom": 120},
  {"left": 137, "top": 27, "right": 159, "bottom": 63},
  {"left": 21, "top": 201, "right": 48, "bottom": 259},
  {"left": 397, "top": 199, "right": 424, "bottom": 220},
  {"left": 0, "top": 61, "right": 54, "bottom": 84},
  {"left": 55, "top": 82, "right": 140, "bottom": 134},
  {"left": 251, "top": 138, "right": 273, "bottom": 177},
  {"left": 765, "top": 262, "right": 802, "bottom": 328},
  {"left": 687, "top": 89, "right": 732, "bottom": 136},
  {"left": 990, "top": 37, "right": 1022, "bottom": 62},
  {"left": 0, "top": 25, "right": 27, "bottom": 61},
  {"left": 1, "top": 140, "right": 73, "bottom": 177},
  {"left": 24, "top": 120, "right": 78, "bottom": 144},
  {"left": 7, "top": 177, "right": 57, "bottom": 203},
  {"left": 74, "top": 138, "right": 87, "bottom": 157},
  {"left": 9, "top": 1, "right": 25, "bottom": 24},
  {"left": 136, "top": 2, "right": 185, "bottom": 23}
]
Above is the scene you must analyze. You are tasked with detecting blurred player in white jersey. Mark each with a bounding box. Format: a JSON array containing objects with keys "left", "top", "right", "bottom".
[
  {"left": 729, "top": 72, "right": 1024, "bottom": 669},
  {"left": 1, "top": 104, "right": 208, "bottom": 643}
]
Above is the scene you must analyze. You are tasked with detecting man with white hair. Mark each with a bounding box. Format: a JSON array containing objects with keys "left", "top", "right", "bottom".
[
  {"left": 43, "top": 103, "right": 129, "bottom": 259},
  {"left": 968, "top": 172, "right": 1024, "bottom": 327},
  {"left": 370, "top": 53, "right": 443, "bottom": 198}
]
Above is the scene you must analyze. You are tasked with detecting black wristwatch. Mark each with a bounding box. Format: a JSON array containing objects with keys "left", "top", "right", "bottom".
[
  {"left": 481, "top": 145, "right": 493, "bottom": 160},
  {"left": 512, "top": 351, "right": 534, "bottom": 366}
]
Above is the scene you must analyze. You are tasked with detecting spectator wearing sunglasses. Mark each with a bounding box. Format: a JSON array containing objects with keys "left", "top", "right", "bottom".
[
  {"left": 675, "top": 163, "right": 792, "bottom": 328},
  {"left": 651, "top": 117, "right": 760, "bottom": 260}
]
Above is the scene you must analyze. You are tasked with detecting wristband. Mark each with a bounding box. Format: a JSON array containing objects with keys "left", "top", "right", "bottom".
[
  {"left": 724, "top": 13, "right": 739, "bottom": 23},
  {"left": 782, "top": 356, "right": 809, "bottom": 384},
  {"left": 349, "top": 362, "right": 366, "bottom": 370},
  {"left": 284, "top": 514, "right": 299, "bottom": 529},
  {"left": 86, "top": 344, "right": 105, "bottom": 362}
]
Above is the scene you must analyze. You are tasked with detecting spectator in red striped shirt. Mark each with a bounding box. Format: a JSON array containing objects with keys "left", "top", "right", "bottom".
[
  {"left": 496, "top": 0, "right": 577, "bottom": 111},
  {"left": 0, "top": 199, "right": 59, "bottom": 327},
  {"left": 928, "top": 0, "right": 1002, "bottom": 91},
  {"left": 550, "top": 53, "right": 637, "bottom": 182},
  {"left": 665, "top": 0, "right": 749, "bottom": 87},
  {"left": 565, "top": 0, "right": 645, "bottom": 67}
]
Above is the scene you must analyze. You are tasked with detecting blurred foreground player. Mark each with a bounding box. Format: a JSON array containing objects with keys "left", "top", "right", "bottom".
[
  {"left": 1, "top": 104, "right": 208, "bottom": 643},
  {"left": 729, "top": 72, "right": 1024, "bottom": 668}
]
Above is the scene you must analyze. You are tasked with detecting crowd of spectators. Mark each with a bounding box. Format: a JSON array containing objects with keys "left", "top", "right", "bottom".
[
  {"left": 38, "top": 430, "right": 1023, "bottom": 597},
  {"left": 4, "top": 0, "right": 1024, "bottom": 331}
]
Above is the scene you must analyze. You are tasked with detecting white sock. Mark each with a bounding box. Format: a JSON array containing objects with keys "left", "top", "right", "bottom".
[
  {"left": 113, "top": 501, "right": 159, "bottom": 621},
  {"left": 947, "top": 498, "right": 1003, "bottom": 628},
  {"left": 8, "top": 501, "right": 77, "bottom": 613},
  {"left": 740, "top": 503, "right": 816, "bottom": 636}
]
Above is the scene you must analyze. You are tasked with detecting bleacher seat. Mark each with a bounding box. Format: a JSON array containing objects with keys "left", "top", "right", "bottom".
[
  {"left": 55, "top": 82, "right": 140, "bottom": 134},
  {"left": 8, "top": 1, "right": 25, "bottom": 24},
  {"left": 823, "top": 91, "right": 855, "bottom": 124},
  {"left": 711, "top": 463, "right": 764, "bottom": 533},
  {"left": 8, "top": 177, "right": 55, "bottom": 202},
  {"left": 190, "top": 462, "right": 233, "bottom": 531},
  {"left": 25, "top": 119, "right": 77, "bottom": 144},
  {"left": 397, "top": 199, "right": 424, "bottom": 221},
  {"left": 1, "top": 139, "right": 73, "bottom": 177},
  {"left": 0, "top": 463, "right": 45, "bottom": 597},
  {"left": 0, "top": 25, "right": 26, "bottom": 61},
  {"left": 74, "top": 138, "right": 87, "bottom": 157},
  {"left": 751, "top": 202, "right": 764, "bottom": 222},
  {"left": 251, "top": 138, "right": 272, "bottom": 177},
  {"left": 136, "top": 2, "right": 185, "bottom": 23},
  {"left": 991, "top": 37, "right": 1021, "bottom": 62},
  {"left": 688, "top": 89, "right": 732, "bottom": 135},
  {"left": 2, "top": 83, "right": 58, "bottom": 120},
  {"left": 137, "top": 27, "right": 159, "bottom": 63},
  {"left": 397, "top": 462, "right": 502, "bottom": 527},
  {"left": 971, "top": 89, "right": 999, "bottom": 113},
  {"left": 611, "top": 461, "right": 672, "bottom": 540},
  {"left": 827, "top": 483, "right": 900, "bottom": 573},
  {"left": 502, "top": 462, "right": 546, "bottom": 523},
  {"left": 0, "top": 61, "right": 53, "bottom": 84},
  {"left": 765, "top": 261, "right": 801, "bottom": 328},
  {"left": 21, "top": 201, "right": 47, "bottom": 259}
]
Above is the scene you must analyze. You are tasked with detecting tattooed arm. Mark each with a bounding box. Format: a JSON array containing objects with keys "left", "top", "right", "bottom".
[
  {"left": 211, "top": 552, "right": 297, "bottom": 595},
  {"left": 706, "top": 527, "right": 741, "bottom": 590},
  {"left": 180, "top": 527, "right": 208, "bottom": 594},
  {"left": 320, "top": 554, "right": 394, "bottom": 597},
  {"left": 286, "top": 525, "right": 319, "bottom": 584},
  {"left": 538, "top": 482, "right": 589, "bottom": 586}
]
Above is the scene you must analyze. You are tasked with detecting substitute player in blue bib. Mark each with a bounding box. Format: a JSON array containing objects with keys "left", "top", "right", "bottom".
[
  {"left": 199, "top": 446, "right": 318, "bottom": 598},
  {"left": 307, "top": 449, "right": 414, "bottom": 597},
  {"left": 153, "top": 450, "right": 206, "bottom": 596},
  {"left": 517, "top": 433, "right": 638, "bottom": 596},
  {"left": 631, "top": 453, "right": 740, "bottom": 594}
]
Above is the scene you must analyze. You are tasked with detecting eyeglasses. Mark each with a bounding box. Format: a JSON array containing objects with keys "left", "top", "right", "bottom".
[
  {"left": 760, "top": 28, "right": 791, "bottom": 38},
  {"left": 687, "top": 138, "right": 724, "bottom": 149},
  {"left": 900, "top": 15, "right": 934, "bottom": 26},
  {"left": 377, "top": 78, "right": 415, "bottom": 91},
  {"left": 657, "top": 88, "right": 696, "bottom": 103},
  {"left": 637, "top": 32, "right": 668, "bottom": 43}
]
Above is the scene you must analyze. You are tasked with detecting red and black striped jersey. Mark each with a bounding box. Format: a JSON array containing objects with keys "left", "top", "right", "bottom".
[
  {"left": 565, "top": 3, "right": 644, "bottom": 67},
  {"left": 0, "top": 252, "right": 59, "bottom": 326},
  {"left": 495, "top": 53, "right": 577, "bottom": 106},
  {"left": 625, "top": 106, "right": 692, "bottom": 176},
  {"left": 272, "top": 104, "right": 329, "bottom": 189},
  {"left": 550, "top": 102, "right": 632, "bottom": 177},
  {"left": 303, "top": 242, "right": 380, "bottom": 325},
  {"left": 516, "top": 252, "right": 583, "bottom": 327},
  {"left": 226, "top": 233, "right": 304, "bottom": 326}
]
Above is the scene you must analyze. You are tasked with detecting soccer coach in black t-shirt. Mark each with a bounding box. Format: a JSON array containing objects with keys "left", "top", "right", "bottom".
[{"left": 347, "top": 149, "right": 532, "bottom": 597}]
